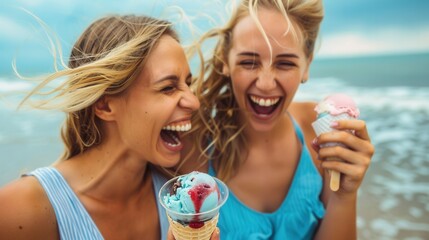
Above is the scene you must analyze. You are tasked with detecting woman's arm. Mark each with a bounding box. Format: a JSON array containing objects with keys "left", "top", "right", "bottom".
[
  {"left": 314, "top": 118, "right": 373, "bottom": 240},
  {"left": 0, "top": 177, "right": 59, "bottom": 239},
  {"left": 290, "top": 102, "right": 374, "bottom": 240}
]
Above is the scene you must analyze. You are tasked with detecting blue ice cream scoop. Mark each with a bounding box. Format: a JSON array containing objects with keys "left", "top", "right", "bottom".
[{"left": 163, "top": 171, "right": 220, "bottom": 214}]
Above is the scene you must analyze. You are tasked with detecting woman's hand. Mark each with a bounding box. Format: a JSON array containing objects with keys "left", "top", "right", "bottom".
[
  {"left": 313, "top": 119, "right": 374, "bottom": 194},
  {"left": 167, "top": 227, "right": 220, "bottom": 240}
]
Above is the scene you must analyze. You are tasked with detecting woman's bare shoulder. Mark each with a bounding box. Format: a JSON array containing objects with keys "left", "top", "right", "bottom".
[
  {"left": 0, "top": 176, "right": 58, "bottom": 239},
  {"left": 289, "top": 101, "right": 318, "bottom": 126}
]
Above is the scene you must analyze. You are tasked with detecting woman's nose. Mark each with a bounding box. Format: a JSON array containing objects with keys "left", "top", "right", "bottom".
[
  {"left": 255, "top": 70, "right": 276, "bottom": 92},
  {"left": 180, "top": 87, "right": 200, "bottom": 111}
]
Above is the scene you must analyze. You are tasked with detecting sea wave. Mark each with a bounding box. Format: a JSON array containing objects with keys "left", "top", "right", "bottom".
[
  {"left": 296, "top": 77, "right": 429, "bottom": 112},
  {"left": 2, "top": 76, "right": 428, "bottom": 111}
]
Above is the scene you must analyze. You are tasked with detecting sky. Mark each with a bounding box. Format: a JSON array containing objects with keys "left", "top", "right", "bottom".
[{"left": 1, "top": 0, "right": 429, "bottom": 76}]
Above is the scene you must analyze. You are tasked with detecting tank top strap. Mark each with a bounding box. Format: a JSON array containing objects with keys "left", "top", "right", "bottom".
[
  {"left": 150, "top": 166, "right": 169, "bottom": 240},
  {"left": 290, "top": 116, "right": 305, "bottom": 143},
  {"left": 208, "top": 159, "right": 216, "bottom": 177},
  {"left": 25, "top": 167, "right": 104, "bottom": 240}
]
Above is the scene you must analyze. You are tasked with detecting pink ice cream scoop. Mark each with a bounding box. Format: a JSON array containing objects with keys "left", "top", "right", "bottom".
[
  {"left": 314, "top": 93, "right": 360, "bottom": 119},
  {"left": 312, "top": 93, "right": 360, "bottom": 191}
]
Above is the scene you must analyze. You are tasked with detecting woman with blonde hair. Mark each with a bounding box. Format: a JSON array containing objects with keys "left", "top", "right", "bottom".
[
  {"left": 0, "top": 15, "right": 202, "bottom": 239},
  {"left": 178, "top": 0, "right": 375, "bottom": 239}
]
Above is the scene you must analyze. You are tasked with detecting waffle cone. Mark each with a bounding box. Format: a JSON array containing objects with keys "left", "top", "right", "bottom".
[
  {"left": 312, "top": 113, "right": 354, "bottom": 136},
  {"left": 168, "top": 214, "right": 219, "bottom": 240}
]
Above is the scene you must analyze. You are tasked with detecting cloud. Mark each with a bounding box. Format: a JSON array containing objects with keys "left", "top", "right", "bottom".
[
  {"left": 317, "top": 27, "right": 429, "bottom": 58},
  {"left": 0, "top": 16, "right": 31, "bottom": 40},
  {"left": 13, "top": 0, "right": 74, "bottom": 10}
]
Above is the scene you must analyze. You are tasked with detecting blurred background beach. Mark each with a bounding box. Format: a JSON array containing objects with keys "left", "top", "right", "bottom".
[{"left": 1, "top": 0, "right": 428, "bottom": 239}]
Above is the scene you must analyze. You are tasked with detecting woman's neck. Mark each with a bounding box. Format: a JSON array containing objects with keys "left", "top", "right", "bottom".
[
  {"left": 55, "top": 139, "right": 150, "bottom": 204},
  {"left": 242, "top": 112, "right": 293, "bottom": 145}
]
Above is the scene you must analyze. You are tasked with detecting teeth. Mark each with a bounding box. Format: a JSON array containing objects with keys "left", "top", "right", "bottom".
[
  {"left": 167, "top": 134, "right": 181, "bottom": 147},
  {"left": 250, "top": 95, "right": 280, "bottom": 107},
  {"left": 167, "top": 142, "right": 180, "bottom": 147},
  {"left": 162, "top": 123, "right": 192, "bottom": 132}
]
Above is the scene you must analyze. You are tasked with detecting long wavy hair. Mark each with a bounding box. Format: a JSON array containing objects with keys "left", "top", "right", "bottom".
[
  {"left": 19, "top": 15, "right": 178, "bottom": 160},
  {"left": 185, "top": 0, "right": 324, "bottom": 182}
]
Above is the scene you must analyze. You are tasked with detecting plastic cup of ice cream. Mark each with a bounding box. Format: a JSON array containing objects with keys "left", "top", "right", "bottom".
[{"left": 159, "top": 171, "right": 229, "bottom": 240}]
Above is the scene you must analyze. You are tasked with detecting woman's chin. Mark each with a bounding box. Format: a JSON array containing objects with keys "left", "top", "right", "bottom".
[
  {"left": 154, "top": 139, "right": 183, "bottom": 167},
  {"left": 246, "top": 101, "right": 284, "bottom": 131}
]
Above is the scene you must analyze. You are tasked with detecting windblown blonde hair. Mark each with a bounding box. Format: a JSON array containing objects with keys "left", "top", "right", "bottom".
[
  {"left": 186, "top": 0, "right": 324, "bottom": 182},
  {"left": 19, "top": 15, "right": 178, "bottom": 160}
]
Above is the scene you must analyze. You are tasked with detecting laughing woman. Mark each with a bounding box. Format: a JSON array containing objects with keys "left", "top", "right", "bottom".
[
  {"left": 179, "top": 0, "right": 375, "bottom": 239},
  {"left": 0, "top": 15, "right": 200, "bottom": 239}
]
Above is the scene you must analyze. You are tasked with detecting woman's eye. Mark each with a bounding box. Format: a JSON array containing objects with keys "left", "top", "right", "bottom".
[
  {"left": 239, "top": 60, "right": 258, "bottom": 69},
  {"left": 161, "top": 86, "right": 176, "bottom": 94},
  {"left": 276, "top": 61, "right": 296, "bottom": 69}
]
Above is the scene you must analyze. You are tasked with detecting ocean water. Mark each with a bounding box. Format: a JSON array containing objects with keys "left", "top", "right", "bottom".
[{"left": 1, "top": 53, "right": 428, "bottom": 239}]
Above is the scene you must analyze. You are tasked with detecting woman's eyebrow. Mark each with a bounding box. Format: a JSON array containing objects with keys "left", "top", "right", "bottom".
[
  {"left": 155, "top": 75, "right": 179, "bottom": 84},
  {"left": 156, "top": 72, "right": 192, "bottom": 84},
  {"left": 276, "top": 53, "right": 299, "bottom": 59},
  {"left": 237, "top": 52, "right": 259, "bottom": 57}
]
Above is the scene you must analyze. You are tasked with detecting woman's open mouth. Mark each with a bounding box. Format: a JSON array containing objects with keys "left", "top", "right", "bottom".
[
  {"left": 248, "top": 94, "right": 282, "bottom": 117},
  {"left": 160, "top": 122, "right": 191, "bottom": 151}
]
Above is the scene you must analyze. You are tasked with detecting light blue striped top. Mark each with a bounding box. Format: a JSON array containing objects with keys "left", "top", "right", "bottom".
[
  {"left": 26, "top": 167, "right": 104, "bottom": 240},
  {"left": 152, "top": 167, "right": 169, "bottom": 240},
  {"left": 207, "top": 120, "right": 325, "bottom": 239},
  {"left": 28, "top": 167, "right": 170, "bottom": 240}
]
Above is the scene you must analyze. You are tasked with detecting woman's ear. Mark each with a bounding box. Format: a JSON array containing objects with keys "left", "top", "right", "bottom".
[
  {"left": 94, "top": 96, "right": 115, "bottom": 121},
  {"left": 302, "top": 54, "right": 314, "bottom": 82},
  {"left": 222, "top": 63, "right": 230, "bottom": 77}
]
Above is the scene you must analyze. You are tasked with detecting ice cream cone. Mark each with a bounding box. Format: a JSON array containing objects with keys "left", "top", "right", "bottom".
[
  {"left": 312, "top": 113, "right": 353, "bottom": 137},
  {"left": 312, "top": 113, "right": 354, "bottom": 191},
  {"left": 168, "top": 214, "right": 219, "bottom": 240}
]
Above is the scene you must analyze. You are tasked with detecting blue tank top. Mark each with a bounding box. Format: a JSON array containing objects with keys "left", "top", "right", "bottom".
[{"left": 207, "top": 120, "right": 325, "bottom": 239}]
